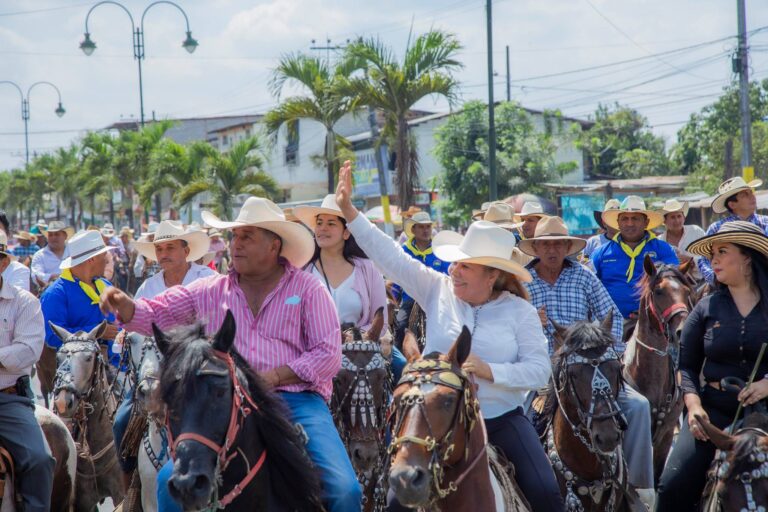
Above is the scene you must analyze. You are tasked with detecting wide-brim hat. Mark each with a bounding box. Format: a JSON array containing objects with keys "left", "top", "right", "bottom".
[
  {"left": 119, "top": 226, "right": 135, "bottom": 237},
  {"left": 0, "top": 232, "right": 16, "bottom": 261},
  {"left": 518, "top": 216, "right": 587, "bottom": 257},
  {"left": 201, "top": 196, "right": 315, "bottom": 268},
  {"left": 404, "top": 211, "right": 433, "bottom": 238},
  {"left": 471, "top": 201, "right": 492, "bottom": 221},
  {"left": 60, "top": 230, "right": 117, "bottom": 270},
  {"left": 512, "top": 201, "right": 548, "bottom": 223},
  {"left": 593, "top": 199, "right": 621, "bottom": 229},
  {"left": 686, "top": 221, "right": 768, "bottom": 259},
  {"left": 401, "top": 206, "right": 423, "bottom": 220},
  {"left": 660, "top": 199, "right": 689, "bottom": 218},
  {"left": 432, "top": 221, "right": 532, "bottom": 282},
  {"left": 44, "top": 221, "right": 75, "bottom": 239},
  {"left": 293, "top": 194, "right": 346, "bottom": 231},
  {"left": 482, "top": 201, "right": 517, "bottom": 230},
  {"left": 13, "top": 231, "right": 35, "bottom": 242},
  {"left": 134, "top": 220, "right": 210, "bottom": 263},
  {"left": 141, "top": 222, "right": 160, "bottom": 237},
  {"left": 602, "top": 195, "right": 664, "bottom": 231},
  {"left": 711, "top": 177, "right": 763, "bottom": 214}
]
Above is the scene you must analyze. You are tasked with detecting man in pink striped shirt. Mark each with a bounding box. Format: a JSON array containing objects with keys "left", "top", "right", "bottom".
[{"left": 101, "top": 197, "right": 360, "bottom": 512}]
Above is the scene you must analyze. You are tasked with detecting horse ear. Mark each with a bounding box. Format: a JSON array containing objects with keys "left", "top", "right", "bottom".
[
  {"left": 88, "top": 320, "right": 108, "bottom": 340},
  {"left": 694, "top": 415, "right": 735, "bottom": 451},
  {"left": 152, "top": 323, "right": 170, "bottom": 355},
  {"left": 679, "top": 258, "right": 692, "bottom": 275},
  {"left": 402, "top": 330, "right": 421, "bottom": 362},
  {"left": 48, "top": 322, "right": 73, "bottom": 343},
  {"left": 212, "top": 310, "right": 237, "bottom": 353},
  {"left": 447, "top": 326, "right": 472, "bottom": 367},
  {"left": 600, "top": 311, "right": 613, "bottom": 333},
  {"left": 367, "top": 307, "right": 385, "bottom": 342},
  {"left": 643, "top": 254, "right": 657, "bottom": 277},
  {"left": 550, "top": 317, "right": 567, "bottom": 354}
]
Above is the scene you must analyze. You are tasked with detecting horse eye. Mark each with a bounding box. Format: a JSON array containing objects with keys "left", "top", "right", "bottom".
[{"left": 85, "top": 356, "right": 93, "bottom": 362}]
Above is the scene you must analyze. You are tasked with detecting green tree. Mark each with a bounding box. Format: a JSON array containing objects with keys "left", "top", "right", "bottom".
[
  {"left": 176, "top": 136, "right": 278, "bottom": 220},
  {"left": 265, "top": 53, "right": 358, "bottom": 194},
  {"left": 342, "top": 30, "right": 463, "bottom": 209},
  {"left": 434, "top": 100, "right": 574, "bottom": 225},
  {"left": 80, "top": 131, "right": 117, "bottom": 225},
  {"left": 575, "top": 103, "right": 670, "bottom": 179}
]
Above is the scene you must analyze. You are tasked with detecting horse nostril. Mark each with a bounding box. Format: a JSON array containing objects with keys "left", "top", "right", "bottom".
[
  {"left": 411, "top": 467, "right": 426, "bottom": 487},
  {"left": 193, "top": 474, "right": 210, "bottom": 492}
]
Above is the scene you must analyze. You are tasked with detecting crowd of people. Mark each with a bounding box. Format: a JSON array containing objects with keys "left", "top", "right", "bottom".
[{"left": 0, "top": 168, "right": 765, "bottom": 511}]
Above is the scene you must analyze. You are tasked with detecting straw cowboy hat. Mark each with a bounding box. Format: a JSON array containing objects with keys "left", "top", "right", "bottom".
[
  {"left": 60, "top": 230, "right": 116, "bottom": 270},
  {"left": 134, "top": 220, "right": 210, "bottom": 263},
  {"left": 293, "top": 194, "right": 346, "bottom": 230},
  {"left": 13, "top": 231, "right": 35, "bottom": 242},
  {"left": 100, "top": 222, "right": 116, "bottom": 238},
  {"left": 119, "top": 226, "right": 134, "bottom": 238},
  {"left": 518, "top": 216, "right": 587, "bottom": 257},
  {"left": 711, "top": 177, "right": 763, "bottom": 214},
  {"left": 403, "top": 211, "right": 434, "bottom": 239},
  {"left": 44, "top": 220, "right": 75, "bottom": 239},
  {"left": 593, "top": 198, "right": 621, "bottom": 229},
  {"left": 687, "top": 221, "right": 768, "bottom": 259},
  {"left": 482, "top": 202, "right": 517, "bottom": 230},
  {"left": 0, "top": 232, "right": 16, "bottom": 261},
  {"left": 432, "top": 221, "right": 532, "bottom": 282},
  {"left": 401, "top": 206, "right": 423, "bottom": 220},
  {"left": 660, "top": 199, "right": 689, "bottom": 218},
  {"left": 512, "top": 202, "right": 548, "bottom": 224},
  {"left": 471, "top": 201, "right": 492, "bottom": 221},
  {"left": 602, "top": 196, "right": 664, "bottom": 231},
  {"left": 201, "top": 197, "right": 315, "bottom": 268}
]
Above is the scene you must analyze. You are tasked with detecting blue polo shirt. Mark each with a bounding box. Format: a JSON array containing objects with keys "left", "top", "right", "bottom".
[{"left": 590, "top": 233, "right": 678, "bottom": 318}]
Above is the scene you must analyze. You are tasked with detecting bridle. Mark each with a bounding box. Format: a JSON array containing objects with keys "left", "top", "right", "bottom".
[
  {"left": 387, "top": 358, "right": 482, "bottom": 503},
  {"left": 711, "top": 428, "right": 768, "bottom": 512},
  {"left": 635, "top": 270, "right": 691, "bottom": 359},
  {"left": 166, "top": 350, "right": 266, "bottom": 509}
]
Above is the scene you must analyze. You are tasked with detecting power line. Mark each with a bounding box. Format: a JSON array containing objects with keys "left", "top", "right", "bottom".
[{"left": 0, "top": 3, "right": 92, "bottom": 17}]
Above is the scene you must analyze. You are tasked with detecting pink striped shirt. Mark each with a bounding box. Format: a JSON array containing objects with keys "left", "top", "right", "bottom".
[{"left": 123, "top": 263, "right": 341, "bottom": 400}]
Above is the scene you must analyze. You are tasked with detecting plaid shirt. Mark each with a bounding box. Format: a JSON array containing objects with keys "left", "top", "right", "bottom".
[
  {"left": 525, "top": 259, "right": 624, "bottom": 354},
  {"left": 698, "top": 213, "right": 768, "bottom": 283},
  {"left": 11, "top": 244, "right": 39, "bottom": 259}
]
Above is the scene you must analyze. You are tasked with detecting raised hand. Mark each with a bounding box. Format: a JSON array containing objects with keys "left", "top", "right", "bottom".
[{"left": 335, "top": 160, "right": 359, "bottom": 221}]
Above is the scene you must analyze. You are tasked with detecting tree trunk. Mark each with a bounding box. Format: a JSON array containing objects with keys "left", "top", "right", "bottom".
[
  {"left": 154, "top": 194, "right": 161, "bottom": 222},
  {"left": 396, "top": 116, "right": 415, "bottom": 210},
  {"left": 70, "top": 199, "right": 77, "bottom": 228},
  {"left": 326, "top": 129, "right": 336, "bottom": 194},
  {"left": 724, "top": 138, "right": 735, "bottom": 179},
  {"left": 109, "top": 193, "right": 115, "bottom": 227},
  {"left": 91, "top": 196, "right": 96, "bottom": 226},
  {"left": 126, "top": 187, "right": 134, "bottom": 230},
  {"left": 55, "top": 195, "right": 61, "bottom": 220}
]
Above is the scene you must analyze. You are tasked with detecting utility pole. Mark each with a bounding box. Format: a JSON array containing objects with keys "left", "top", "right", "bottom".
[
  {"left": 736, "top": 0, "right": 753, "bottom": 180},
  {"left": 486, "top": 0, "right": 498, "bottom": 201},
  {"left": 505, "top": 45, "right": 511, "bottom": 102},
  {"left": 310, "top": 37, "right": 349, "bottom": 65}
]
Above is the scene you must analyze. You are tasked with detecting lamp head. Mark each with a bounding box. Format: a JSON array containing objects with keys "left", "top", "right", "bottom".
[
  {"left": 55, "top": 103, "right": 66, "bottom": 118},
  {"left": 182, "top": 31, "right": 198, "bottom": 54},
  {"left": 80, "top": 32, "right": 96, "bottom": 56}
]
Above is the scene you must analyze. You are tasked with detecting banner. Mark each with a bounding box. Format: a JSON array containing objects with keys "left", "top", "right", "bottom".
[{"left": 352, "top": 147, "right": 393, "bottom": 198}]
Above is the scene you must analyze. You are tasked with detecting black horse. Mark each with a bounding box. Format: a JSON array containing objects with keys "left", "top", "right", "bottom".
[{"left": 155, "top": 311, "right": 323, "bottom": 511}]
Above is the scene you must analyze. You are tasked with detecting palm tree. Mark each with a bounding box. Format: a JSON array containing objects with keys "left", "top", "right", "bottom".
[
  {"left": 342, "top": 30, "right": 463, "bottom": 208},
  {"left": 265, "top": 53, "right": 358, "bottom": 194},
  {"left": 176, "top": 136, "right": 278, "bottom": 221},
  {"left": 50, "top": 144, "right": 82, "bottom": 225},
  {"left": 81, "top": 131, "right": 117, "bottom": 225}
]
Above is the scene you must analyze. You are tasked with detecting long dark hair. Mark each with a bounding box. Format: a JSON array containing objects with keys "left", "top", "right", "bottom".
[
  {"left": 307, "top": 215, "right": 368, "bottom": 266},
  {"left": 716, "top": 244, "right": 768, "bottom": 318}
]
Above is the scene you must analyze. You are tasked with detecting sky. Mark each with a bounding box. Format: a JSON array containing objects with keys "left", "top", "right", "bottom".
[{"left": 1, "top": 0, "right": 767, "bottom": 172}]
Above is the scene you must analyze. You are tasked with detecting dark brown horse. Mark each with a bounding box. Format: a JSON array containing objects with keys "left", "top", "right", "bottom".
[
  {"left": 34, "top": 345, "right": 57, "bottom": 408},
  {"left": 388, "top": 329, "right": 529, "bottom": 511},
  {"left": 696, "top": 412, "right": 768, "bottom": 512},
  {"left": 539, "top": 316, "right": 638, "bottom": 512},
  {"left": 50, "top": 321, "right": 125, "bottom": 512},
  {"left": 332, "top": 309, "right": 391, "bottom": 512},
  {"left": 623, "top": 255, "right": 693, "bottom": 481}
]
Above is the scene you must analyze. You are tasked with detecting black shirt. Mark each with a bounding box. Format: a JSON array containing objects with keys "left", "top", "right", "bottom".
[{"left": 679, "top": 288, "right": 768, "bottom": 395}]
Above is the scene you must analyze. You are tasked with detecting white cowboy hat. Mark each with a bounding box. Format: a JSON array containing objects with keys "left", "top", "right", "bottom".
[
  {"left": 44, "top": 220, "right": 75, "bottom": 239},
  {"left": 432, "top": 221, "right": 532, "bottom": 282},
  {"left": 100, "top": 222, "right": 116, "bottom": 238},
  {"left": 59, "top": 230, "right": 117, "bottom": 270},
  {"left": 602, "top": 196, "right": 664, "bottom": 231},
  {"left": 687, "top": 221, "right": 768, "bottom": 259},
  {"left": 518, "top": 216, "right": 587, "bottom": 257},
  {"left": 201, "top": 197, "right": 315, "bottom": 268},
  {"left": 660, "top": 199, "right": 689, "bottom": 218},
  {"left": 512, "top": 202, "right": 548, "bottom": 223},
  {"left": 471, "top": 201, "right": 492, "bottom": 221},
  {"left": 0, "top": 232, "right": 16, "bottom": 261},
  {"left": 482, "top": 202, "right": 517, "bottom": 230},
  {"left": 593, "top": 198, "right": 621, "bottom": 229},
  {"left": 133, "top": 220, "right": 210, "bottom": 263},
  {"left": 293, "top": 194, "right": 346, "bottom": 230},
  {"left": 711, "top": 177, "right": 763, "bottom": 214},
  {"left": 403, "top": 211, "right": 434, "bottom": 238}
]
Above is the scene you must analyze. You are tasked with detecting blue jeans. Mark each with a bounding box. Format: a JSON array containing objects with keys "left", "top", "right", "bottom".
[
  {"left": 112, "top": 387, "right": 135, "bottom": 472},
  {"left": 391, "top": 346, "right": 406, "bottom": 383},
  {"left": 157, "top": 391, "right": 361, "bottom": 512}
]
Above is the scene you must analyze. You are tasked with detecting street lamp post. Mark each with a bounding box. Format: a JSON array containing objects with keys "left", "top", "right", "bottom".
[
  {"left": 0, "top": 81, "right": 66, "bottom": 164},
  {"left": 80, "top": 1, "right": 198, "bottom": 127}
]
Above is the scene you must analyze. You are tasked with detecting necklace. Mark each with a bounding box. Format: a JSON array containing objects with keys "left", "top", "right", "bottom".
[{"left": 470, "top": 293, "right": 495, "bottom": 335}]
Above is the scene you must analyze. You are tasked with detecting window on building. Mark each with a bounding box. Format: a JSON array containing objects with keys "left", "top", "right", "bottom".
[
  {"left": 222, "top": 134, "right": 230, "bottom": 146},
  {"left": 284, "top": 120, "right": 299, "bottom": 166}
]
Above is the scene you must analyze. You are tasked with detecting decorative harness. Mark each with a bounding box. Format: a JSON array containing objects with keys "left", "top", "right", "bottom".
[
  {"left": 166, "top": 350, "right": 266, "bottom": 509},
  {"left": 332, "top": 336, "right": 392, "bottom": 511},
  {"left": 549, "top": 345, "right": 628, "bottom": 512},
  {"left": 387, "top": 358, "right": 483, "bottom": 505},
  {"left": 708, "top": 428, "right": 768, "bottom": 512}
]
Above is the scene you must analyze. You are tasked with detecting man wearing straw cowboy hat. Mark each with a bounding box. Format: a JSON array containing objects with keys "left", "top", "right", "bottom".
[
  {"left": 590, "top": 196, "right": 678, "bottom": 321},
  {"left": 698, "top": 177, "right": 768, "bottom": 283},
  {"left": 520, "top": 216, "right": 657, "bottom": 507},
  {"left": 583, "top": 198, "right": 621, "bottom": 260},
  {"left": 513, "top": 201, "right": 549, "bottom": 242},
  {"left": 483, "top": 201, "right": 536, "bottom": 266},
  {"left": 11, "top": 231, "right": 39, "bottom": 263},
  {"left": 30, "top": 220, "right": 72, "bottom": 288},
  {"left": 100, "top": 197, "right": 361, "bottom": 512}
]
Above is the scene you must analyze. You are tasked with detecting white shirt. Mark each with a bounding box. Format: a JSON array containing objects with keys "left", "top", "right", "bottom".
[
  {"left": 0, "top": 278, "right": 44, "bottom": 388},
  {"left": 658, "top": 224, "right": 706, "bottom": 258},
  {"left": 135, "top": 263, "right": 217, "bottom": 300},
  {"left": 311, "top": 265, "right": 363, "bottom": 325},
  {"left": 349, "top": 214, "right": 551, "bottom": 419},
  {"left": 3, "top": 261, "right": 29, "bottom": 291},
  {"left": 31, "top": 246, "right": 69, "bottom": 283}
]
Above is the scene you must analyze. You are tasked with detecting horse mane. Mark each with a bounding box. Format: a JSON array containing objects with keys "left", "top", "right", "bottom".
[
  {"left": 637, "top": 263, "right": 688, "bottom": 303},
  {"left": 159, "top": 322, "right": 323, "bottom": 511},
  {"left": 722, "top": 413, "right": 768, "bottom": 480}
]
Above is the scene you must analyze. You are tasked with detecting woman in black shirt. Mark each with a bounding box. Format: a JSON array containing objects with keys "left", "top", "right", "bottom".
[{"left": 657, "top": 221, "right": 768, "bottom": 511}]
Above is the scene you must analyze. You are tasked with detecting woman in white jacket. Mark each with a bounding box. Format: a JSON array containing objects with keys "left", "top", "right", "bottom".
[{"left": 335, "top": 161, "right": 563, "bottom": 511}]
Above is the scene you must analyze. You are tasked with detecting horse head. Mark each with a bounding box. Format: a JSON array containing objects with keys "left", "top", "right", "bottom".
[
  {"left": 554, "top": 316, "right": 625, "bottom": 455},
  {"left": 126, "top": 332, "right": 163, "bottom": 418},
  {"left": 641, "top": 254, "right": 693, "bottom": 344},
  {"left": 50, "top": 321, "right": 108, "bottom": 418},
  {"left": 387, "top": 326, "right": 480, "bottom": 507},
  {"left": 334, "top": 308, "right": 391, "bottom": 474},
  {"left": 696, "top": 413, "right": 768, "bottom": 511}
]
